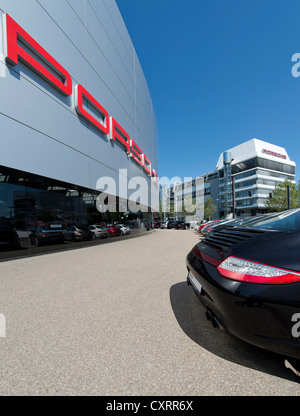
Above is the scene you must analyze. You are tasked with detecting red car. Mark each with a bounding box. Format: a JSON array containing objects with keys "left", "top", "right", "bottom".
[
  {"left": 105, "top": 225, "right": 122, "bottom": 236},
  {"left": 197, "top": 221, "right": 218, "bottom": 233},
  {"left": 200, "top": 220, "right": 222, "bottom": 235}
]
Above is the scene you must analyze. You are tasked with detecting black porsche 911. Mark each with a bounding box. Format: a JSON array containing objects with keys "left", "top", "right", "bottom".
[{"left": 186, "top": 209, "right": 300, "bottom": 361}]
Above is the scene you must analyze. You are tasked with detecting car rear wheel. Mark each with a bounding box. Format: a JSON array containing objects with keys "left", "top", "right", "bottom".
[{"left": 31, "top": 236, "right": 39, "bottom": 246}]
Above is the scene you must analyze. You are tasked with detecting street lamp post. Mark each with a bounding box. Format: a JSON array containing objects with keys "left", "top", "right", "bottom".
[{"left": 232, "top": 175, "right": 236, "bottom": 218}]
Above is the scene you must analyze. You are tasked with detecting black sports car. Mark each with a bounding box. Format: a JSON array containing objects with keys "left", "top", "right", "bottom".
[
  {"left": 174, "top": 220, "right": 187, "bottom": 229},
  {"left": 30, "top": 223, "right": 65, "bottom": 246},
  {"left": 186, "top": 209, "right": 300, "bottom": 360}
]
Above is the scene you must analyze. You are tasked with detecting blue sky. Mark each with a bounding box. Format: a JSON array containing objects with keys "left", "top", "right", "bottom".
[{"left": 116, "top": 0, "right": 300, "bottom": 182}]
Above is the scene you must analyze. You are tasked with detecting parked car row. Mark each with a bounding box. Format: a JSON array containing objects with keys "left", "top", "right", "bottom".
[
  {"left": 196, "top": 214, "right": 279, "bottom": 237},
  {"left": 29, "top": 223, "right": 131, "bottom": 246},
  {"left": 159, "top": 220, "right": 187, "bottom": 229},
  {"left": 186, "top": 208, "right": 300, "bottom": 362},
  {"left": 196, "top": 220, "right": 220, "bottom": 235}
]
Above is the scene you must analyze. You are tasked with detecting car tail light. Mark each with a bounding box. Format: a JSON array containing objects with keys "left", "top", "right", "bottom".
[
  {"left": 217, "top": 256, "right": 300, "bottom": 284},
  {"left": 191, "top": 246, "right": 221, "bottom": 267}
]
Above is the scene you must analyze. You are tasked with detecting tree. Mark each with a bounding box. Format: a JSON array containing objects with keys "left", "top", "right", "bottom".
[
  {"left": 181, "top": 195, "right": 196, "bottom": 216},
  {"left": 265, "top": 179, "right": 300, "bottom": 212},
  {"left": 204, "top": 197, "right": 217, "bottom": 220}
]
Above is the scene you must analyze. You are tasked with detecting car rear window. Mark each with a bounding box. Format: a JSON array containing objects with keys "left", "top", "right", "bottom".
[
  {"left": 43, "top": 224, "right": 63, "bottom": 230},
  {"left": 241, "top": 209, "right": 300, "bottom": 231}
]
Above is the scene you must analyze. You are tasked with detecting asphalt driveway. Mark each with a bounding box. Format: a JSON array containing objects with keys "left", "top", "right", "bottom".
[{"left": 0, "top": 228, "right": 299, "bottom": 395}]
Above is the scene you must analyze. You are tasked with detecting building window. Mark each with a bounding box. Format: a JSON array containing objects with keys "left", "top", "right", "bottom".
[{"left": 231, "top": 157, "right": 295, "bottom": 175}]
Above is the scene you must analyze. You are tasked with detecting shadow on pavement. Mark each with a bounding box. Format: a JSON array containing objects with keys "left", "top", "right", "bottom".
[{"left": 169, "top": 280, "right": 300, "bottom": 383}]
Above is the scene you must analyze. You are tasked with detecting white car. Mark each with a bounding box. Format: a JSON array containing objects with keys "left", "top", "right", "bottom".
[
  {"left": 116, "top": 224, "right": 131, "bottom": 235},
  {"left": 160, "top": 221, "right": 168, "bottom": 229}
]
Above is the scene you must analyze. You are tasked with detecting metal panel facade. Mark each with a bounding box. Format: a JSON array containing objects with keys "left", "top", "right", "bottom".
[{"left": 0, "top": 0, "right": 158, "bottom": 208}]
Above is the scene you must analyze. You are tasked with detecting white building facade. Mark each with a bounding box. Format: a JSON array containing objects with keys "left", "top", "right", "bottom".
[
  {"left": 165, "top": 138, "right": 296, "bottom": 224},
  {"left": 217, "top": 139, "right": 296, "bottom": 217}
]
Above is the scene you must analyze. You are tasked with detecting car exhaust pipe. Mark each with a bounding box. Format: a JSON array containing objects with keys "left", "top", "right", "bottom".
[
  {"left": 206, "top": 309, "right": 224, "bottom": 330},
  {"left": 211, "top": 316, "right": 221, "bottom": 329},
  {"left": 205, "top": 310, "right": 212, "bottom": 321}
]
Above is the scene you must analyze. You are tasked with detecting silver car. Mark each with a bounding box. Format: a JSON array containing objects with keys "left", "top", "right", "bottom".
[
  {"left": 116, "top": 224, "right": 131, "bottom": 235},
  {"left": 88, "top": 225, "right": 109, "bottom": 239}
]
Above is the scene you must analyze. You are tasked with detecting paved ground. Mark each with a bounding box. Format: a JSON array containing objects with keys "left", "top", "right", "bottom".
[{"left": 0, "top": 228, "right": 299, "bottom": 395}]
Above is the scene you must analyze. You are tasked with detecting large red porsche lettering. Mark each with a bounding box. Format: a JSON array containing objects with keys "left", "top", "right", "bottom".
[
  {"left": 130, "top": 140, "right": 143, "bottom": 166},
  {"left": 143, "top": 154, "right": 152, "bottom": 176},
  {"left": 4, "top": 13, "right": 72, "bottom": 96},
  {"left": 110, "top": 117, "right": 131, "bottom": 154},
  {"left": 2, "top": 13, "right": 157, "bottom": 180},
  {"left": 75, "top": 84, "right": 110, "bottom": 136}
]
